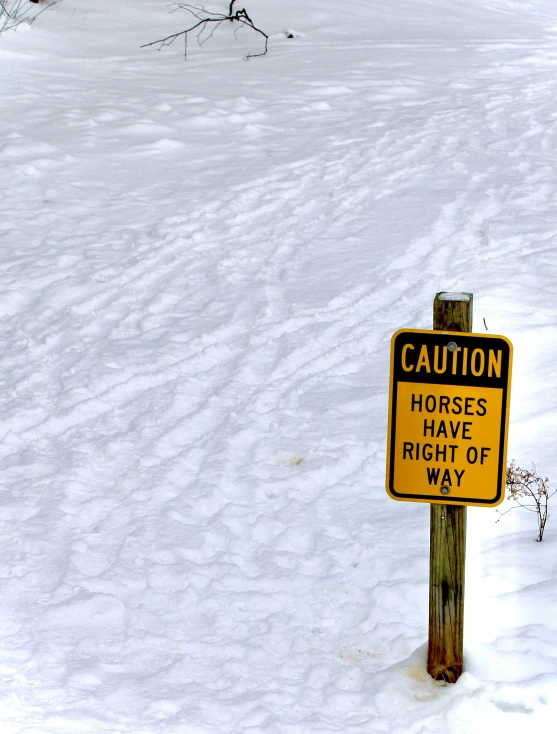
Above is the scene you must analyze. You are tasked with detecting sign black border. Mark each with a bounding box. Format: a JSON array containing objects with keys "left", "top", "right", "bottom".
[{"left": 386, "top": 330, "right": 512, "bottom": 506}]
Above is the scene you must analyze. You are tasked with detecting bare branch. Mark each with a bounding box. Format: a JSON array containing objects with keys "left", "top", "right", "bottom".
[
  {"left": 142, "top": 2, "right": 268, "bottom": 60},
  {"left": 1, "top": 0, "right": 61, "bottom": 34}
]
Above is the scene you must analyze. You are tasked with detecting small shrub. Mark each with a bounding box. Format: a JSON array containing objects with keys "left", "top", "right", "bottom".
[{"left": 497, "top": 460, "right": 556, "bottom": 542}]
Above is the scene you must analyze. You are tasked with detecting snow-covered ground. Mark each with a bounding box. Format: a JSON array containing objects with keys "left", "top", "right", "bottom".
[{"left": 1, "top": 1, "right": 556, "bottom": 731}]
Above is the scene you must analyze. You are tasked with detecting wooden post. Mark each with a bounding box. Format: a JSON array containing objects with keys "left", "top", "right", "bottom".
[{"left": 427, "top": 292, "right": 472, "bottom": 683}]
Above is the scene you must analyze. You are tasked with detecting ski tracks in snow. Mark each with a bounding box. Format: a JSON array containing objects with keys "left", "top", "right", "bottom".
[{"left": 0, "top": 12, "right": 556, "bottom": 730}]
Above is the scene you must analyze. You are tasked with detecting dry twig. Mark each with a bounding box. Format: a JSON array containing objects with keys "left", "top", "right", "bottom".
[
  {"left": 497, "top": 460, "right": 556, "bottom": 541},
  {"left": 142, "top": 1, "right": 268, "bottom": 60},
  {"left": 1, "top": 0, "right": 60, "bottom": 34}
]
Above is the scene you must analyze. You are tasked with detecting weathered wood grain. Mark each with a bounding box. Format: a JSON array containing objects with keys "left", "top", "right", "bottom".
[{"left": 427, "top": 292, "right": 472, "bottom": 683}]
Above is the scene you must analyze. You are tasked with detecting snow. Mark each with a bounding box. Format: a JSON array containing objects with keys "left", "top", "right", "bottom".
[
  {"left": 0, "top": 0, "right": 556, "bottom": 731},
  {"left": 437, "top": 293, "right": 470, "bottom": 301}
]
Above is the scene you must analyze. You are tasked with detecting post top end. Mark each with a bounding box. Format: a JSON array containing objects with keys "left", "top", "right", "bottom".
[{"left": 437, "top": 292, "right": 471, "bottom": 302}]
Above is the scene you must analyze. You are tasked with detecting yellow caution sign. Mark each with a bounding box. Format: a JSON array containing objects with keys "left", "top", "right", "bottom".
[{"left": 386, "top": 330, "right": 512, "bottom": 507}]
